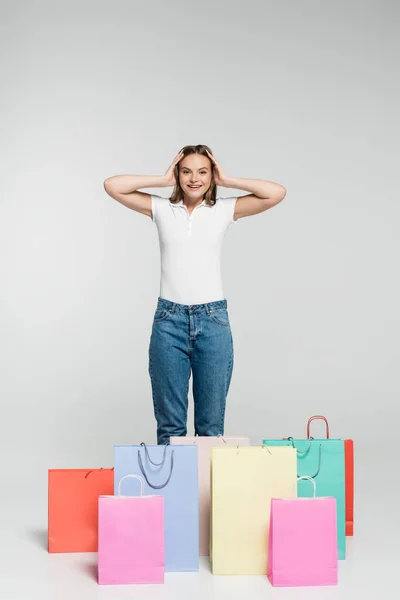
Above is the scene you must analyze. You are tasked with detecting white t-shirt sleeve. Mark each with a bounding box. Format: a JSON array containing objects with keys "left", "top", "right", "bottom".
[
  {"left": 218, "top": 196, "right": 239, "bottom": 227},
  {"left": 151, "top": 194, "right": 169, "bottom": 223}
]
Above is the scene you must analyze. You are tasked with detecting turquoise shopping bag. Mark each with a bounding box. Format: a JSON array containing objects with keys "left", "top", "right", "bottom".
[{"left": 262, "top": 437, "right": 346, "bottom": 559}]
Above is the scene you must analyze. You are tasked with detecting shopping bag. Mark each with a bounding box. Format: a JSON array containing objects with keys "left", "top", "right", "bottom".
[
  {"left": 344, "top": 439, "right": 354, "bottom": 535},
  {"left": 263, "top": 433, "right": 346, "bottom": 559},
  {"left": 268, "top": 476, "right": 338, "bottom": 587},
  {"left": 170, "top": 435, "right": 250, "bottom": 555},
  {"left": 306, "top": 415, "right": 354, "bottom": 536},
  {"left": 48, "top": 467, "right": 114, "bottom": 553},
  {"left": 98, "top": 474, "right": 164, "bottom": 585},
  {"left": 114, "top": 443, "right": 198, "bottom": 572},
  {"left": 210, "top": 445, "right": 297, "bottom": 575}
]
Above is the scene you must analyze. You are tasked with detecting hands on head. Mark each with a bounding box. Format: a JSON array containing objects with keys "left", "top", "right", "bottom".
[{"left": 164, "top": 148, "right": 227, "bottom": 188}]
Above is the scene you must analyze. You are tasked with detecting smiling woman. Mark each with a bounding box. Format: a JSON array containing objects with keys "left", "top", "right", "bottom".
[
  {"left": 103, "top": 144, "right": 286, "bottom": 444},
  {"left": 170, "top": 145, "right": 217, "bottom": 206}
]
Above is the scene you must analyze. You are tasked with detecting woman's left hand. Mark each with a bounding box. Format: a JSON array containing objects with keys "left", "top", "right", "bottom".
[{"left": 206, "top": 150, "right": 229, "bottom": 186}]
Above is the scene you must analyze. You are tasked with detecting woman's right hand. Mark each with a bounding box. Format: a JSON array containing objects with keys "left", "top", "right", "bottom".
[{"left": 163, "top": 149, "right": 184, "bottom": 186}]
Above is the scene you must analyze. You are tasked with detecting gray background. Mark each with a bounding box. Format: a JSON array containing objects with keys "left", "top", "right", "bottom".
[{"left": 1, "top": 0, "right": 399, "bottom": 598}]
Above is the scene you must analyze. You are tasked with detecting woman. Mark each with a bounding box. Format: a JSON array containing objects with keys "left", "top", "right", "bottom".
[{"left": 104, "top": 145, "right": 286, "bottom": 444}]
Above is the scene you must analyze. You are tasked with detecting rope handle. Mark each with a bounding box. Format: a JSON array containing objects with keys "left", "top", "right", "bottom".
[
  {"left": 294, "top": 475, "right": 317, "bottom": 497},
  {"left": 138, "top": 443, "right": 174, "bottom": 489},
  {"left": 286, "top": 439, "right": 322, "bottom": 478},
  {"left": 117, "top": 473, "right": 145, "bottom": 496},
  {"left": 306, "top": 415, "right": 330, "bottom": 439}
]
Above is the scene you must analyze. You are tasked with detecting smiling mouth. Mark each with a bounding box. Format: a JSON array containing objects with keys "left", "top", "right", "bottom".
[{"left": 188, "top": 185, "right": 202, "bottom": 189}]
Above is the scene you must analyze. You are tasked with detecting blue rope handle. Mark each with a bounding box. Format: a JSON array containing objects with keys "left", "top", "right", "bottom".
[
  {"left": 140, "top": 441, "right": 169, "bottom": 466},
  {"left": 138, "top": 443, "right": 174, "bottom": 489}
]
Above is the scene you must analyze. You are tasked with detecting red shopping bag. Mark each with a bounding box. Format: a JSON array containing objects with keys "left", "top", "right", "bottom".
[
  {"left": 306, "top": 416, "right": 354, "bottom": 536},
  {"left": 48, "top": 467, "right": 114, "bottom": 553}
]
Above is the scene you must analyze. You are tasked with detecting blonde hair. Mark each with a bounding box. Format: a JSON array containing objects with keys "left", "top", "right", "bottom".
[{"left": 170, "top": 144, "right": 217, "bottom": 206}]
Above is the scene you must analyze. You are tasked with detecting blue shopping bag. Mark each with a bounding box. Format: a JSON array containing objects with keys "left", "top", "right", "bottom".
[
  {"left": 114, "top": 443, "right": 199, "bottom": 572},
  {"left": 262, "top": 437, "right": 346, "bottom": 559}
]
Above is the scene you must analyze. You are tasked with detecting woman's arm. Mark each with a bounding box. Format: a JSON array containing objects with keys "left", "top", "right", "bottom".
[
  {"left": 224, "top": 175, "right": 286, "bottom": 219},
  {"left": 206, "top": 150, "right": 286, "bottom": 220},
  {"left": 103, "top": 175, "right": 167, "bottom": 218},
  {"left": 104, "top": 150, "right": 184, "bottom": 217}
]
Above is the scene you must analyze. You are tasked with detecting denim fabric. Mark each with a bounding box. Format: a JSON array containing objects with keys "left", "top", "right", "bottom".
[{"left": 148, "top": 297, "right": 234, "bottom": 445}]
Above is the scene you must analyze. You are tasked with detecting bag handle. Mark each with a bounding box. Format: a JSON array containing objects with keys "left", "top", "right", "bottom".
[
  {"left": 138, "top": 443, "right": 174, "bottom": 489},
  {"left": 190, "top": 434, "right": 227, "bottom": 444},
  {"left": 287, "top": 439, "right": 322, "bottom": 478},
  {"left": 287, "top": 437, "right": 312, "bottom": 455},
  {"left": 140, "top": 441, "right": 168, "bottom": 466},
  {"left": 117, "top": 473, "right": 145, "bottom": 496},
  {"left": 294, "top": 475, "right": 317, "bottom": 497},
  {"left": 84, "top": 467, "right": 114, "bottom": 479},
  {"left": 307, "top": 415, "right": 330, "bottom": 439}
]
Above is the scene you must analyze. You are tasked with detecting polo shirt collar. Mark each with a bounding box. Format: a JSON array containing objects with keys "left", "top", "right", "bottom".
[{"left": 170, "top": 198, "right": 212, "bottom": 208}]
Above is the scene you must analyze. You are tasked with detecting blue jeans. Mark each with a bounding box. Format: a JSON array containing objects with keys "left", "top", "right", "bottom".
[{"left": 148, "top": 297, "right": 234, "bottom": 445}]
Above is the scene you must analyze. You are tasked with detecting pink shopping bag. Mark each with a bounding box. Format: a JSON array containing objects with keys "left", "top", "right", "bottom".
[
  {"left": 98, "top": 474, "right": 164, "bottom": 585},
  {"left": 268, "top": 476, "right": 338, "bottom": 587}
]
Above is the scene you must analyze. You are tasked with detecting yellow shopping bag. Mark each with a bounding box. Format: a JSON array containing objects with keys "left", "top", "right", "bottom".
[{"left": 210, "top": 445, "right": 297, "bottom": 575}]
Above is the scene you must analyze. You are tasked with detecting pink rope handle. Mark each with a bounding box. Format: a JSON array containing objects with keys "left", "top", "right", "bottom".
[{"left": 307, "top": 415, "right": 330, "bottom": 439}]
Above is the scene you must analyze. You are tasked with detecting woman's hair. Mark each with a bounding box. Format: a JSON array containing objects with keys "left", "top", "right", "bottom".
[{"left": 170, "top": 144, "right": 217, "bottom": 206}]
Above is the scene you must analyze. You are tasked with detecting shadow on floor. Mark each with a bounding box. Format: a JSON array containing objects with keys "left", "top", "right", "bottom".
[
  {"left": 80, "top": 561, "right": 98, "bottom": 582},
  {"left": 25, "top": 528, "right": 48, "bottom": 551}
]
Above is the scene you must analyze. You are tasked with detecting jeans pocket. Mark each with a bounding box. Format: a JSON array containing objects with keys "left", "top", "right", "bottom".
[
  {"left": 153, "top": 307, "right": 173, "bottom": 322},
  {"left": 208, "top": 307, "right": 230, "bottom": 327}
]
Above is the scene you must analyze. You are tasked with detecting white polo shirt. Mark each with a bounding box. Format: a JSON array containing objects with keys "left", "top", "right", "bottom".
[{"left": 151, "top": 195, "right": 238, "bottom": 305}]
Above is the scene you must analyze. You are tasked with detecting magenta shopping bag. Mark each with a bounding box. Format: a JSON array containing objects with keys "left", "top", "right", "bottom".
[
  {"left": 268, "top": 476, "right": 338, "bottom": 587},
  {"left": 98, "top": 474, "right": 164, "bottom": 585}
]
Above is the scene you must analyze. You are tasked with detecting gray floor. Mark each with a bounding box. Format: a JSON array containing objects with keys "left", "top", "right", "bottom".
[{"left": 1, "top": 449, "right": 397, "bottom": 600}]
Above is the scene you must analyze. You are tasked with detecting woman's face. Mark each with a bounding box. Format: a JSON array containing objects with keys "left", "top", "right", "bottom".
[{"left": 178, "top": 154, "right": 213, "bottom": 198}]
